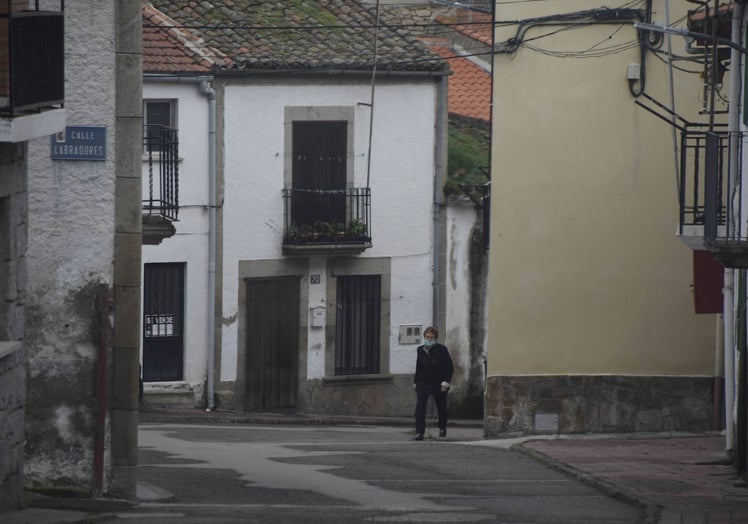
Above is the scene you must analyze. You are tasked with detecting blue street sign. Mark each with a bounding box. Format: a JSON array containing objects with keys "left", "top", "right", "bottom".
[{"left": 51, "top": 126, "right": 107, "bottom": 161}]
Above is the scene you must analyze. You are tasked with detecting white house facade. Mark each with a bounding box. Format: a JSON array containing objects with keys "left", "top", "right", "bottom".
[
  {"left": 141, "top": 0, "right": 461, "bottom": 418},
  {"left": 141, "top": 78, "right": 212, "bottom": 404}
]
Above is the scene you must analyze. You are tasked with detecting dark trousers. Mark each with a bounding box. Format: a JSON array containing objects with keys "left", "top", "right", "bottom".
[{"left": 415, "top": 385, "right": 448, "bottom": 435}]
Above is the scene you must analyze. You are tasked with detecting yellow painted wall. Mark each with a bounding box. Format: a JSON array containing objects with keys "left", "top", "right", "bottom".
[{"left": 488, "top": 0, "right": 723, "bottom": 376}]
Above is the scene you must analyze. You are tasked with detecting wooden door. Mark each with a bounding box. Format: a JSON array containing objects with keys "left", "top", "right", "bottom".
[{"left": 245, "top": 277, "right": 300, "bottom": 411}]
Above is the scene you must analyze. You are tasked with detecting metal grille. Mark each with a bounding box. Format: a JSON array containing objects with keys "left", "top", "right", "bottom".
[
  {"left": 704, "top": 131, "right": 746, "bottom": 244},
  {"left": 282, "top": 187, "right": 371, "bottom": 244},
  {"left": 143, "top": 124, "right": 179, "bottom": 221},
  {"left": 680, "top": 130, "right": 746, "bottom": 243},
  {"left": 142, "top": 263, "right": 184, "bottom": 382},
  {"left": 335, "top": 275, "right": 381, "bottom": 375}
]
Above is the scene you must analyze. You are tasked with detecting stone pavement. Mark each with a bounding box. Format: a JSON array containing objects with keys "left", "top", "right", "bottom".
[
  {"left": 3, "top": 407, "right": 748, "bottom": 523},
  {"left": 519, "top": 433, "right": 748, "bottom": 523}
]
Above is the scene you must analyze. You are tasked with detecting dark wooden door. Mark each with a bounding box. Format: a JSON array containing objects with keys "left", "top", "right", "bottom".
[
  {"left": 143, "top": 263, "right": 184, "bottom": 382},
  {"left": 245, "top": 277, "right": 300, "bottom": 411}
]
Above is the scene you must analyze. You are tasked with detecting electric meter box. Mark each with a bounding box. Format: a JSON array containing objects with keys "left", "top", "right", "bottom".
[{"left": 399, "top": 325, "right": 422, "bottom": 344}]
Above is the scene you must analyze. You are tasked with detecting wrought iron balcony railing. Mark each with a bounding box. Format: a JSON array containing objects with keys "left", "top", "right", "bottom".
[
  {"left": 679, "top": 130, "right": 746, "bottom": 241},
  {"left": 282, "top": 187, "right": 371, "bottom": 250},
  {"left": 143, "top": 124, "right": 179, "bottom": 221},
  {"left": 678, "top": 129, "right": 748, "bottom": 267},
  {"left": 678, "top": 130, "right": 728, "bottom": 232},
  {"left": 0, "top": 4, "right": 64, "bottom": 115},
  {"left": 701, "top": 131, "right": 746, "bottom": 245}
]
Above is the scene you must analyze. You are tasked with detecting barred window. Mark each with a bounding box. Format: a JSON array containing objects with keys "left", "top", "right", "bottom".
[
  {"left": 335, "top": 275, "right": 381, "bottom": 375},
  {"left": 144, "top": 100, "right": 176, "bottom": 152}
]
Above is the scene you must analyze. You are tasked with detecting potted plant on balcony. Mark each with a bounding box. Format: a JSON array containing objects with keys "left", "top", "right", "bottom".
[
  {"left": 347, "top": 218, "right": 368, "bottom": 241},
  {"left": 333, "top": 222, "right": 347, "bottom": 241},
  {"left": 314, "top": 220, "right": 335, "bottom": 241}
]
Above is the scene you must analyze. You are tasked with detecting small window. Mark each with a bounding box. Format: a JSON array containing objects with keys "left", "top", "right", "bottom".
[
  {"left": 335, "top": 275, "right": 381, "bottom": 375},
  {"left": 144, "top": 100, "right": 176, "bottom": 151}
]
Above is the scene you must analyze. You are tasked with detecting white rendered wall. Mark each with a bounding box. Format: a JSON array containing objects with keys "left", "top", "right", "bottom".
[
  {"left": 446, "top": 199, "right": 479, "bottom": 383},
  {"left": 25, "top": 0, "right": 117, "bottom": 488},
  {"left": 141, "top": 80, "right": 211, "bottom": 389},
  {"left": 220, "top": 80, "right": 438, "bottom": 381}
]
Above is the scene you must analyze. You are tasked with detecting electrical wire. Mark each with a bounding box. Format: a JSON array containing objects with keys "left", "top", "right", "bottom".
[{"left": 145, "top": 0, "right": 697, "bottom": 71}]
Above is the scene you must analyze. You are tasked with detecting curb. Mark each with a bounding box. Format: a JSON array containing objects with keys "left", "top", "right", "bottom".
[
  {"left": 138, "top": 408, "right": 485, "bottom": 429},
  {"left": 513, "top": 442, "right": 662, "bottom": 524}
]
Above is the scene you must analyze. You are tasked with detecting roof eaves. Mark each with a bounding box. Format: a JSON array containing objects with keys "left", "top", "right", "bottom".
[{"left": 144, "top": 3, "right": 233, "bottom": 70}]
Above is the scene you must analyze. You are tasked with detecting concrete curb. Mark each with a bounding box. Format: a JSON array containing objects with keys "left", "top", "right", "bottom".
[
  {"left": 138, "top": 407, "right": 485, "bottom": 430},
  {"left": 514, "top": 442, "right": 662, "bottom": 523}
]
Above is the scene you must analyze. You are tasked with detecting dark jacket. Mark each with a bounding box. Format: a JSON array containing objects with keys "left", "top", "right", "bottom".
[{"left": 414, "top": 343, "right": 454, "bottom": 389}]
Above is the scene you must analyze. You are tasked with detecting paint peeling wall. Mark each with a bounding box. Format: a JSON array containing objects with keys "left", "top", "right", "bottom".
[
  {"left": 25, "top": 1, "right": 117, "bottom": 491},
  {"left": 446, "top": 197, "right": 487, "bottom": 418}
]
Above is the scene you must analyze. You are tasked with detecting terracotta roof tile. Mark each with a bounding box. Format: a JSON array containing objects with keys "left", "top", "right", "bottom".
[
  {"left": 143, "top": 4, "right": 230, "bottom": 73},
  {"left": 430, "top": 44, "right": 490, "bottom": 122},
  {"left": 145, "top": 0, "right": 447, "bottom": 74}
]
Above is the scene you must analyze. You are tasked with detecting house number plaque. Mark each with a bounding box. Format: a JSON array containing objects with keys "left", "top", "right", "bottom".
[{"left": 310, "top": 274, "right": 321, "bottom": 284}]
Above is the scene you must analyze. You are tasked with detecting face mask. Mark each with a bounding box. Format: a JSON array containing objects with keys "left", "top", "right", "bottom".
[{"left": 424, "top": 339, "right": 435, "bottom": 347}]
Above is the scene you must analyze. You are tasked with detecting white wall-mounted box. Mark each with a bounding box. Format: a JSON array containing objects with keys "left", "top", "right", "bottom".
[
  {"left": 399, "top": 325, "right": 422, "bottom": 344},
  {"left": 310, "top": 306, "right": 325, "bottom": 327}
]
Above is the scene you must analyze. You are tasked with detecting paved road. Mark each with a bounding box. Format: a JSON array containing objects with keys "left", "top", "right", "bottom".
[{"left": 119, "top": 423, "right": 643, "bottom": 523}]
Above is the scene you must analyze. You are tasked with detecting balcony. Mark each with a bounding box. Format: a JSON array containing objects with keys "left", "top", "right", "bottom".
[
  {"left": 678, "top": 129, "right": 748, "bottom": 268},
  {"left": 0, "top": 3, "right": 65, "bottom": 142},
  {"left": 142, "top": 124, "right": 179, "bottom": 245},
  {"left": 282, "top": 187, "right": 371, "bottom": 255}
]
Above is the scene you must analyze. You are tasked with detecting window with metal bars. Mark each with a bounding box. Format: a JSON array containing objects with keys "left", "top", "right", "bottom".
[
  {"left": 335, "top": 275, "right": 381, "bottom": 375},
  {"left": 144, "top": 100, "right": 176, "bottom": 152}
]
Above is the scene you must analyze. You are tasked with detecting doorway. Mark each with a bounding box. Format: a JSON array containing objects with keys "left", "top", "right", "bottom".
[
  {"left": 245, "top": 276, "right": 300, "bottom": 411},
  {"left": 143, "top": 262, "right": 184, "bottom": 382}
]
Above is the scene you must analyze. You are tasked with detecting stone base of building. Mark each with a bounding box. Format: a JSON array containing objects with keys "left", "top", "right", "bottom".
[
  {"left": 209, "top": 375, "right": 478, "bottom": 419},
  {"left": 0, "top": 343, "right": 25, "bottom": 511},
  {"left": 485, "top": 375, "right": 718, "bottom": 437},
  {"left": 141, "top": 381, "right": 205, "bottom": 409},
  {"left": 301, "top": 375, "right": 415, "bottom": 417}
]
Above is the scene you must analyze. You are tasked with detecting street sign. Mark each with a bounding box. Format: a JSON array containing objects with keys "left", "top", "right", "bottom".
[{"left": 51, "top": 126, "right": 107, "bottom": 161}]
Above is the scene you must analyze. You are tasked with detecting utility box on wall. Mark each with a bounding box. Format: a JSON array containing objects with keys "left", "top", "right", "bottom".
[
  {"left": 310, "top": 306, "right": 325, "bottom": 327},
  {"left": 398, "top": 324, "right": 422, "bottom": 344}
]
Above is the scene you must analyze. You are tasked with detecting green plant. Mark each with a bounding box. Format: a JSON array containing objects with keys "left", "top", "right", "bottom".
[
  {"left": 313, "top": 220, "right": 335, "bottom": 235},
  {"left": 446, "top": 119, "right": 489, "bottom": 198},
  {"left": 347, "top": 218, "right": 367, "bottom": 236},
  {"left": 286, "top": 225, "right": 299, "bottom": 239}
]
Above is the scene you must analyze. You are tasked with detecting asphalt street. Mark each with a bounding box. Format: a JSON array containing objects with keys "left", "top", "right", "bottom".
[{"left": 101, "top": 423, "right": 645, "bottom": 523}]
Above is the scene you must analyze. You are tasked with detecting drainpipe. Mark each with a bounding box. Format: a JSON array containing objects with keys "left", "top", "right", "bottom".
[
  {"left": 199, "top": 79, "right": 217, "bottom": 411},
  {"left": 725, "top": 1, "right": 743, "bottom": 451},
  {"left": 433, "top": 75, "right": 448, "bottom": 328},
  {"left": 143, "top": 74, "right": 218, "bottom": 409}
]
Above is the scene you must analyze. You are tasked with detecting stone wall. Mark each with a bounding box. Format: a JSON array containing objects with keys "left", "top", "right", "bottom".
[
  {"left": 300, "top": 374, "right": 476, "bottom": 419},
  {"left": 0, "top": 344, "right": 24, "bottom": 511},
  {"left": 0, "top": 142, "right": 27, "bottom": 511},
  {"left": 485, "top": 375, "right": 716, "bottom": 437},
  {"left": 302, "top": 375, "right": 415, "bottom": 417}
]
